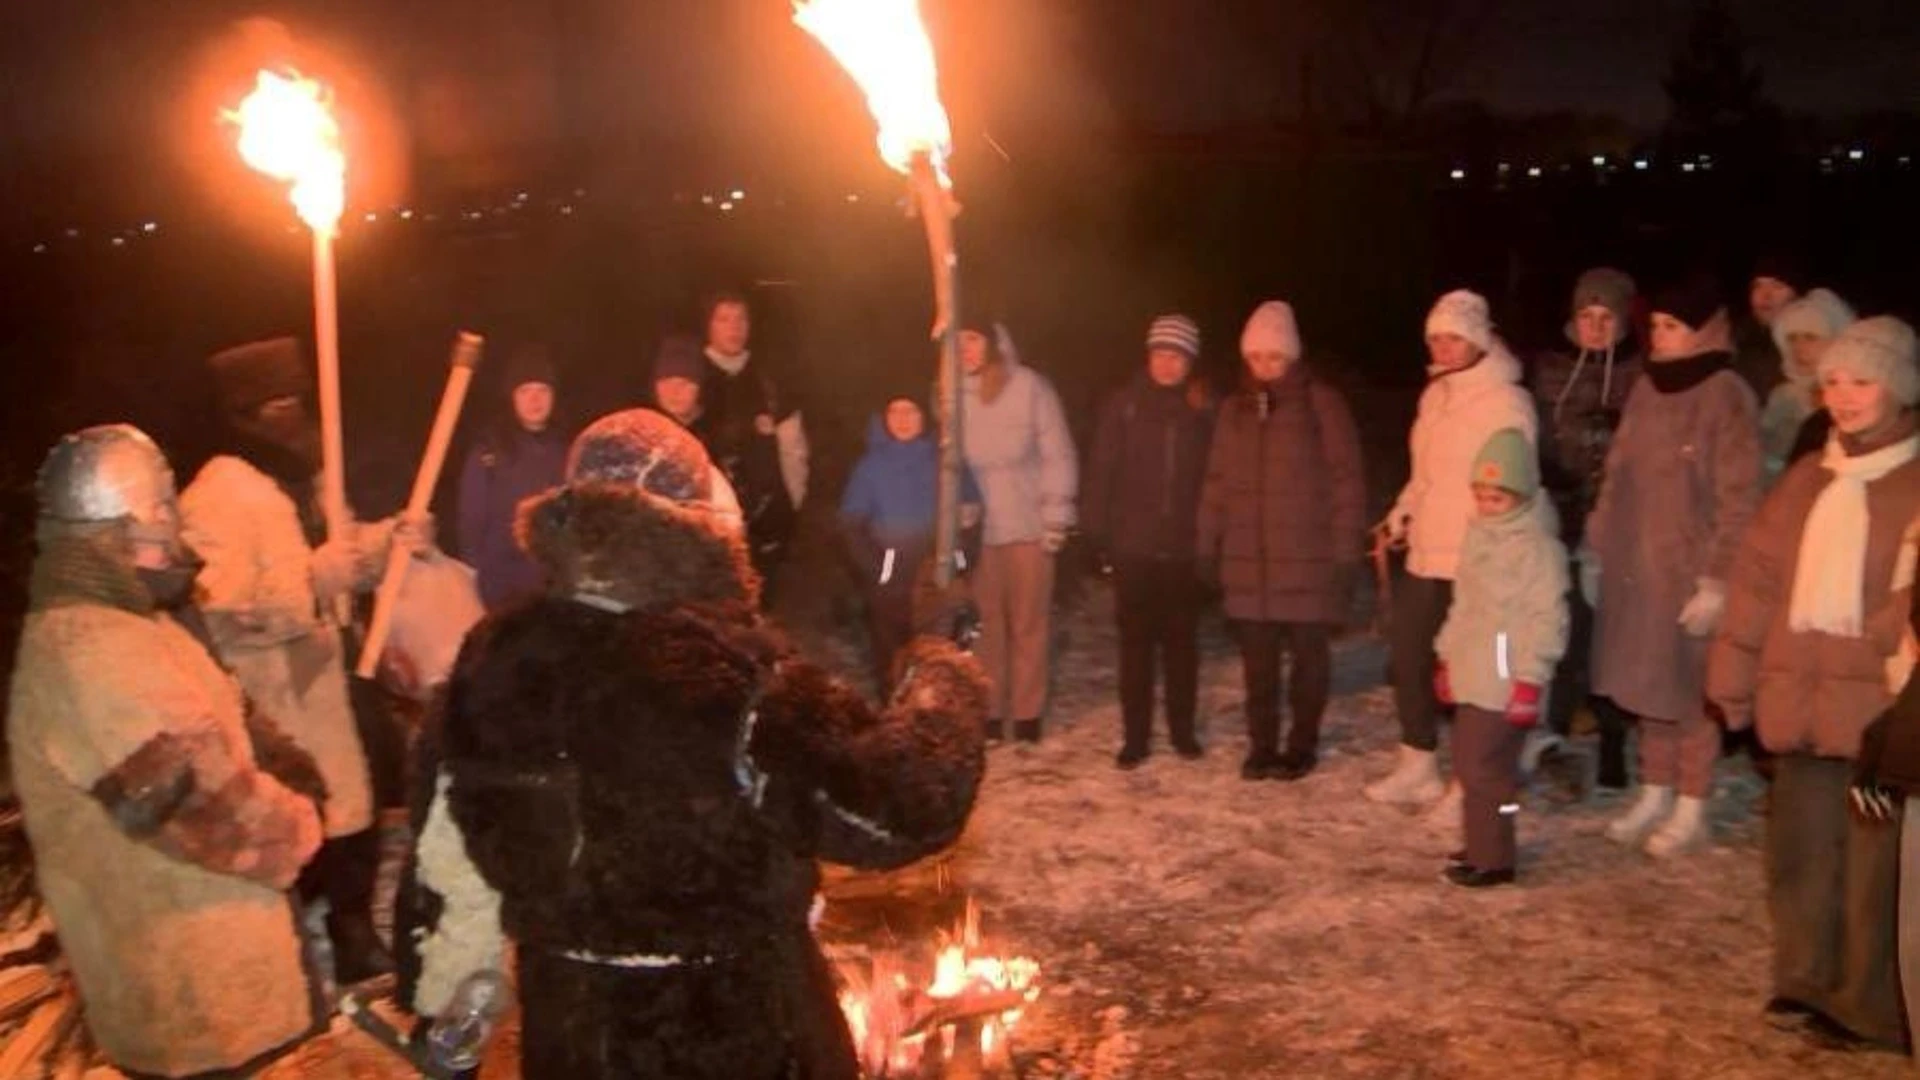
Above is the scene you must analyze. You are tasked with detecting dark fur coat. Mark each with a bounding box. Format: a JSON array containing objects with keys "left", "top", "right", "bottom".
[{"left": 426, "top": 483, "right": 988, "bottom": 1078}]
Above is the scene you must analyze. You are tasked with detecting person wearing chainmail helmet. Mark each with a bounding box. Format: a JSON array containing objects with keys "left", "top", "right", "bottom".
[
  {"left": 8, "top": 425, "right": 327, "bottom": 1077},
  {"left": 411, "top": 408, "right": 989, "bottom": 1077}
]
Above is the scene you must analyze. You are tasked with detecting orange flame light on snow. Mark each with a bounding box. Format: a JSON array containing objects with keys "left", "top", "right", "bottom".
[
  {"left": 227, "top": 70, "right": 346, "bottom": 233},
  {"left": 793, "top": 0, "right": 953, "bottom": 184}
]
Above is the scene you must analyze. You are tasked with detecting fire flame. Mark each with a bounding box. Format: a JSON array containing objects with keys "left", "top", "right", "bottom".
[
  {"left": 835, "top": 898, "right": 1039, "bottom": 1076},
  {"left": 227, "top": 70, "right": 346, "bottom": 233},
  {"left": 793, "top": 0, "right": 954, "bottom": 184}
]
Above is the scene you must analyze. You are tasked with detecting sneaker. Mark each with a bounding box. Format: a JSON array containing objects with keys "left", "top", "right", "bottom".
[
  {"left": 1364, "top": 745, "right": 1446, "bottom": 806},
  {"left": 1442, "top": 864, "right": 1515, "bottom": 889},
  {"left": 1115, "top": 746, "right": 1150, "bottom": 770},
  {"left": 985, "top": 719, "right": 1005, "bottom": 743},
  {"left": 1605, "top": 785, "right": 1674, "bottom": 846},
  {"left": 1644, "top": 795, "right": 1709, "bottom": 858},
  {"left": 1762, "top": 997, "right": 1819, "bottom": 1033},
  {"left": 1172, "top": 739, "right": 1204, "bottom": 760}
]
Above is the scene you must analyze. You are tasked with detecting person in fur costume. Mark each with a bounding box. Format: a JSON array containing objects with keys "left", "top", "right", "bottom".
[
  {"left": 8, "top": 425, "right": 327, "bottom": 1077},
  {"left": 409, "top": 409, "right": 990, "bottom": 1078},
  {"left": 180, "top": 337, "right": 432, "bottom": 984}
]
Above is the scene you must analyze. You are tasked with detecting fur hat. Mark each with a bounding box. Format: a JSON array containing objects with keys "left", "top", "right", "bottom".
[
  {"left": 567, "top": 409, "right": 717, "bottom": 507},
  {"left": 501, "top": 344, "right": 557, "bottom": 393},
  {"left": 1425, "top": 290, "right": 1494, "bottom": 352},
  {"left": 1771, "top": 288, "right": 1857, "bottom": 362},
  {"left": 1147, "top": 314, "right": 1202, "bottom": 361},
  {"left": 1651, "top": 272, "right": 1725, "bottom": 332},
  {"left": 1564, "top": 267, "right": 1636, "bottom": 346},
  {"left": 1241, "top": 302, "right": 1302, "bottom": 359},
  {"left": 207, "top": 338, "right": 310, "bottom": 417},
  {"left": 652, "top": 335, "right": 708, "bottom": 385},
  {"left": 1819, "top": 317, "right": 1920, "bottom": 408},
  {"left": 1471, "top": 427, "right": 1538, "bottom": 500}
]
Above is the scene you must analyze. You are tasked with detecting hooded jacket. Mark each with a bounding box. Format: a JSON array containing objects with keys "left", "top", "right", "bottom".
[
  {"left": 839, "top": 414, "right": 981, "bottom": 579},
  {"left": 417, "top": 476, "right": 990, "bottom": 1078},
  {"left": 1435, "top": 500, "right": 1571, "bottom": 711},
  {"left": 1532, "top": 338, "right": 1643, "bottom": 539},
  {"left": 962, "top": 342, "right": 1078, "bottom": 546},
  {"left": 1391, "top": 343, "right": 1539, "bottom": 579},
  {"left": 1760, "top": 288, "right": 1857, "bottom": 483},
  {"left": 1085, "top": 372, "right": 1216, "bottom": 562}
]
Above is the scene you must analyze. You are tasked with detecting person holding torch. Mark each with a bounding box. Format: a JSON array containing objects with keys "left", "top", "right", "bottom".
[{"left": 182, "top": 337, "right": 434, "bottom": 985}]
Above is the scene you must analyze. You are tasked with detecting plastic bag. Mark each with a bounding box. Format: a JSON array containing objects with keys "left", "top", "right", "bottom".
[{"left": 379, "top": 555, "right": 486, "bottom": 702}]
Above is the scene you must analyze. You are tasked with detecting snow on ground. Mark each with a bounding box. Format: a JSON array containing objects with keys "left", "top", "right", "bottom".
[{"left": 263, "top": 576, "right": 1912, "bottom": 1078}]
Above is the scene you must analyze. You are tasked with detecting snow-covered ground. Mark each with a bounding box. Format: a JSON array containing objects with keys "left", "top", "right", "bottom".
[{"left": 263, "top": 576, "right": 1912, "bottom": 1078}]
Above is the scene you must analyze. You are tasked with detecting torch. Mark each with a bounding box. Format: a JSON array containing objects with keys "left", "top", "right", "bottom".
[
  {"left": 355, "top": 331, "right": 486, "bottom": 680},
  {"left": 228, "top": 70, "right": 353, "bottom": 607},
  {"left": 794, "top": 0, "right": 965, "bottom": 586}
]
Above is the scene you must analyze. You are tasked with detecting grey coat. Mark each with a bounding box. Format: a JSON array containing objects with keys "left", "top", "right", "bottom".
[{"left": 1586, "top": 365, "right": 1762, "bottom": 721}]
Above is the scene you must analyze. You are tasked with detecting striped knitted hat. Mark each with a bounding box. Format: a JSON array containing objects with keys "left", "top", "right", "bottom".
[{"left": 1146, "top": 314, "right": 1201, "bottom": 361}]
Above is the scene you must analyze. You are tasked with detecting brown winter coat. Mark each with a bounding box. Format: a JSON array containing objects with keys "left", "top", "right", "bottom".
[
  {"left": 182, "top": 455, "right": 392, "bottom": 837},
  {"left": 7, "top": 532, "right": 321, "bottom": 1077},
  {"left": 1197, "top": 367, "right": 1366, "bottom": 624},
  {"left": 1587, "top": 365, "right": 1761, "bottom": 721},
  {"left": 1707, "top": 444, "right": 1920, "bottom": 758}
]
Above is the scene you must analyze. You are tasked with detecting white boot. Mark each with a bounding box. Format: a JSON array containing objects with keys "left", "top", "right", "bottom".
[
  {"left": 1422, "top": 779, "right": 1464, "bottom": 832},
  {"left": 1605, "top": 784, "right": 1674, "bottom": 845},
  {"left": 1644, "top": 795, "right": 1710, "bottom": 858},
  {"left": 1364, "top": 746, "right": 1447, "bottom": 806}
]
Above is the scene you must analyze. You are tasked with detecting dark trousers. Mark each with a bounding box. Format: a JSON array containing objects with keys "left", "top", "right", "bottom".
[
  {"left": 1235, "top": 621, "right": 1332, "bottom": 758},
  {"left": 864, "top": 564, "right": 920, "bottom": 690},
  {"left": 1115, "top": 558, "right": 1201, "bottom": 751},
  {"left": 1544, "top": 576, "right": 1593, "bottom": 738},
  {"left": 1768, "top": 754, "right": 1906, "bottom": 1047},
  {"left": 1454, "top": 706, "right": 1527, "bottom": 872},
  {"left": 1390, "top": 574, "right": 1455, "bottom": 752}
]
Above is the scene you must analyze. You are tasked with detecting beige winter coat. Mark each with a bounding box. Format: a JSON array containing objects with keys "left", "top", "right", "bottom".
[
  {"left": 1707, "top": 443, "right": 1920, "bottom": 758},
  {"left": 9, "top": 600, "right": 318, "bottom": 1075},
  {"left": 182, "top": 455, "right": 391, "bottom": 836},
  {"left": 1390, "top": 344, "right": 1539, "bottom": 580},
  {"left": 1435, "top": 504, "right": 1571, "bottom": 712},
  {"left": 1587, "top": 366, "right": 1761, "bottom": 721}
]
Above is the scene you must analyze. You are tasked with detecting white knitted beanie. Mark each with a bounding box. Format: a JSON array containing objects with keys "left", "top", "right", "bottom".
[
  {"left": 1819, "top": 316, "right": 1920, "bottom": 407},
  {"left": 1425, "top": 290, "right": 1494, "bottom": 352}
]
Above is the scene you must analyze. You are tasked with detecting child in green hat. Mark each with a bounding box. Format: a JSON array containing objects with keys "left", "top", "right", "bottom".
[{"left": 1432, "top": 428, "right": 1571, "bottom": 886}]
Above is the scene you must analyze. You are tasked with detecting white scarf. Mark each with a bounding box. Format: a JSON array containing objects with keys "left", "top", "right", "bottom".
[{"left": 1788, "top": 433, "right": 1920, "bottom": 636}]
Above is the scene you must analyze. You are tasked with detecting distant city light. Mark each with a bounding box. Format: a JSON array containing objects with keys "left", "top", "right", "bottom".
[
  {"left": 399, "top": 209, "right": 414, "bottom": 220},
  {"left": 364, "top": 212, "right": 379, "bottom": 223},
  {"left": 64, "top": 228, "right": 79, "bottom": 239},
  {"left": 1591, "top": 155, "right": 1606, "bottom": 166},
  {"left": 1526, "top": 166, "right": 1542, "bottom": 178},
  {"left": 1497, "top": 162, "right": 1511, "bottom": 173},
  {"left": 846, "top": 193, "right": 861, "bottom": 203},
  {"left": 515, "top": 191, "right": 529, "bottom": 202},
  {"left": 719, "top": 201, "right": 736, "bottom": 212},
  {"left": 560, "top": 205, "right": 575, "bottom": 216},
  {"left": 1902, "top": 156, "right": 1913, "bottom": 166},
  {"left": 142, "top": 222, "right": 158, "bottom": 233},
  {"left": 1682, "top": 162, "right": 1697, "bottom": 173},
  {"left": 1633, "top": 159, "right": 1649, "bottom": 170},
  {"left": 1849, "top": 148, "right": 1866, "bottom": 161},
  {"left": 730, "top": 189, "right": 746, "bottom": 200},
  {"left": 32, "top": 243, "right": 46, "bottom": 254},
  {"left": 1449, "top": 168, "right": 1466, "bottom": 181},
  {"left": 701, "top": 194, "right": 715, "bottom": 206},
  {"left": 573, "top": 188, "right": 587, "bottom": 198},
  {"left": 110, "top": 237, "right": 126, "bottom": 247}
]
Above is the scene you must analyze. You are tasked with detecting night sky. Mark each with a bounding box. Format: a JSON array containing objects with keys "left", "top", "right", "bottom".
[{"left": 1, "top": 1, "right": 1916, "bottom": 190}]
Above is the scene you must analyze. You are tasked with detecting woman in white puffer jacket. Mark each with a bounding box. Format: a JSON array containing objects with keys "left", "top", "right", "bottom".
[{"left": 1367, "top": 290, "right": 1540, "bottom": 808}]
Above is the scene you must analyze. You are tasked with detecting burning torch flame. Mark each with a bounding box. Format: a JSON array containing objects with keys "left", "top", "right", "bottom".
[
  {"left": 227, "top": 70, "right": 346, "bottom": 233},
  {"left": 793, "top": 0, "right": 953, "bottom": 184}
]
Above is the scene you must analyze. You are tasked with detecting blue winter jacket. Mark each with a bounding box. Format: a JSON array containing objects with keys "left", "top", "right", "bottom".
[{"left": 840, "top": 416, "right": 980, "bottom": 558}]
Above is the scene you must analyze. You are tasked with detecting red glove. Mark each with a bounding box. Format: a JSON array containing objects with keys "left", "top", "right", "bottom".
[
  {"left": 1433, "top": 663, "right": 1454, "bottom": 706},
  {"left": 1506, "top": 682, "right": 1543, "bottom": 728}
]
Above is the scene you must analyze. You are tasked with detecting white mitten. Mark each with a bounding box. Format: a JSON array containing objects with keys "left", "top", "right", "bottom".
[
  {"left": 311, "top": 539, "right": 364, "bottom": 603},
  {"left": 1677, "top": 577, "right": 1727, "bottom": 638},
  {"left": 1578, "top": 550, "right": 1601, "bottom": 609}
]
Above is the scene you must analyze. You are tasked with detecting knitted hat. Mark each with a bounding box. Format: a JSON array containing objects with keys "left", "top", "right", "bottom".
[
  {"left": 652, "top": 335, "right": 708, "bottom": 385},
  {"left": 1752, "top": 253, "right": 1809, "bottom": 295},
  {"left": 1425, "top": 290, "right": 1494, "bottom": 352},
  {"left": 1564, "top": 267, "right": 1636, "bottom": 346},
  {"left": 1471, "top": 427, "right": 1538, "bottom": 500},
  {"left": 567, "top": 409, "right": 717, "bottom": 507},
  {"left": 1146, "top": 314, "right": 1202, "bottom": 361},
  {"left": 1771, "top": 288, "right": 1857, "bottom": 358},
  {"left": 1650, "top": 272, "right": 1725, "bottom": 332},
  {"left": 500, "top": 344, "right": 557, "bottom": 392},
  {"left": 1241, "top": 301, "right": 1302, "bottom": 359},
  {"left": 207, "top": 338, "right": 310, "bottom": 417},
  {"left": 1818, "top": 317, "right": 1920, "bottom": 408}
]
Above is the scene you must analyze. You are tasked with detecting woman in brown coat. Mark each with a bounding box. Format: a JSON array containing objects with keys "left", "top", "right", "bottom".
[
  {"left": 1709, "top": 317, "right": 1920, "bottom": 1051},
  {"left": 1197, "top": 301, "right": 1366, "bottom": 781},
  {"left": 1583, "top": 273, "right": 1761, "bottom": 857}
]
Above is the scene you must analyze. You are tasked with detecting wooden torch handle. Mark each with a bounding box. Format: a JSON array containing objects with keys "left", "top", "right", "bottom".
[{"left": 355, "top": 331, "right": 485, "bottom": 679}]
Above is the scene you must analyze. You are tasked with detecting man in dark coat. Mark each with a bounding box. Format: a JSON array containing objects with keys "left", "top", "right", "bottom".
[
  {"left": 412, "top": 409, "right": 989, "bottom": 1078},
  {"left": 700, "top": 292, "right": 805, "bottom": 604},
  {"left": 1085, "top": 314, "right": 1216, "bottom": 768}
]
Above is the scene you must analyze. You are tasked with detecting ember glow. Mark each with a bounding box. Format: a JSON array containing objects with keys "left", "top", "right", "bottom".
[
  {"left": 836, "top": 899, "right": 1040, "bottom": 1076},
  {"left": 227, "top": 70, "right": 346, "bottom": 233},
  {"left": 793, "top": 0, "right": 954, "bottom": 184}
]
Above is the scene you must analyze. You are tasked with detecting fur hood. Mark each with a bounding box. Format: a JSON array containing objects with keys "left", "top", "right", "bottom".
[{"left": 518, "top": 482, "right": 760, "bottom": 610}]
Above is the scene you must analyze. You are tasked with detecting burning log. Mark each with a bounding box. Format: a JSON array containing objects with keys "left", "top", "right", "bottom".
[
  {"left": 0, "top": 989, "right": 78, "bottom": 1077},
  {"left": 0, "top": 965, "right": 59, "bottom": 1024},
  {"left": 900, "top": 987, "right": 1028, "bottom": 1040}
]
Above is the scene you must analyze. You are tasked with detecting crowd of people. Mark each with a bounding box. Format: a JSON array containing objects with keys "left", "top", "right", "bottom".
[{"left": 11, "top": 251, "right": 1920, "bottom": 1076}]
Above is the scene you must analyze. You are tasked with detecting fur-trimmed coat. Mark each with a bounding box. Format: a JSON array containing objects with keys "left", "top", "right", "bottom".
[
  {"left": 181, "top": 454, "right": 393, "bottom": 836},
  {"left": 413, "top": 482, "right": 990, "bottom": 1078},
  {"left": 7, "top": 530, "right": 324, "bottom": 1077}
]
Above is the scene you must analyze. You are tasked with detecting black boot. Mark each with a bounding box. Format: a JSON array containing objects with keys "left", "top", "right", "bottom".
[
  {"left": 1595, "top": 702, "right": 1630, "bottom": 791},
  {"left": 311, "top": 828, "right": 395, "bottom": 986},
  {"left": 1013, "top": 719, "right": 1042, "bottom": 743},
  {"left": 985, "top": 718, "right": 1005, "bottom": 743}
]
